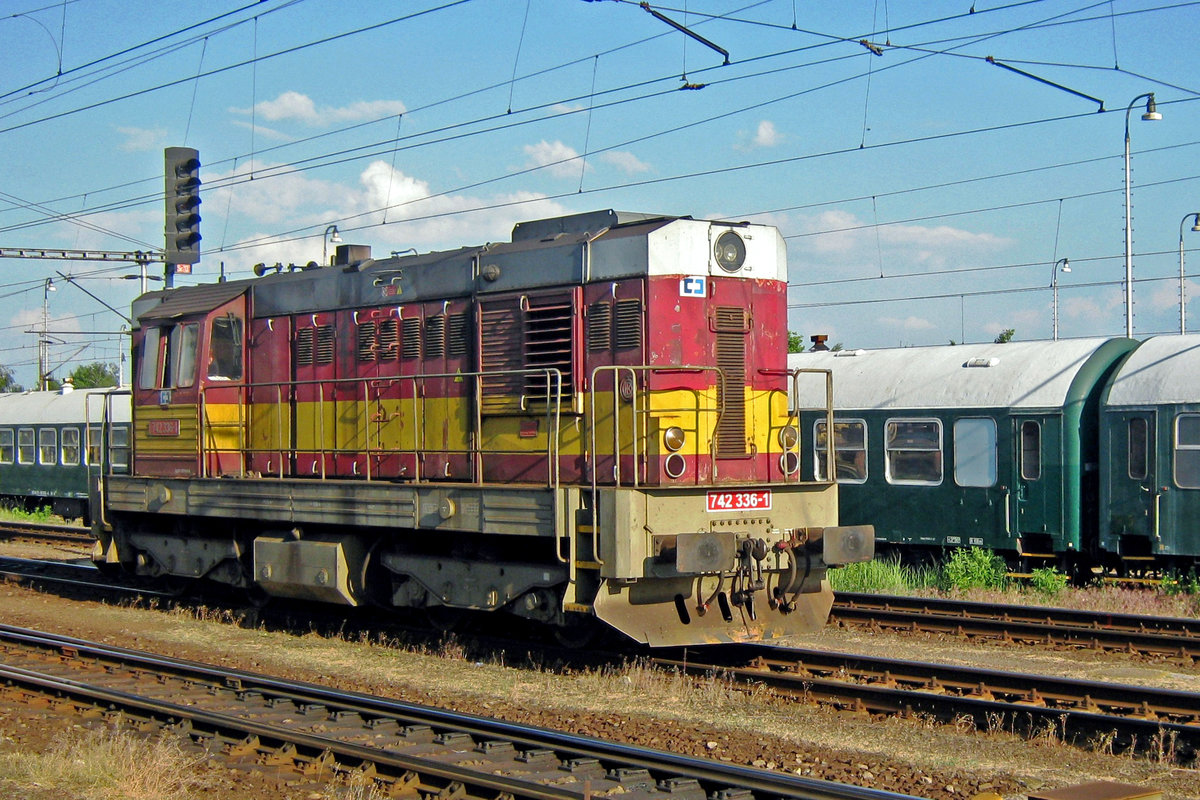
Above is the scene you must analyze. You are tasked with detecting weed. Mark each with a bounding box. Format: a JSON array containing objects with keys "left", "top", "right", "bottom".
[
  {"left": 0, "top": 504, "right": 56, "bottom": 524},
  {"left": 939, "top": 548, "right": 1008, "bottom": 593},
  {"left": 1028, "top": 566, "right": 1068, "bottom": 596}
]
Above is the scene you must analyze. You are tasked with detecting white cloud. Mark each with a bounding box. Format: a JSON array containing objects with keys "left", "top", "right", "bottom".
[
  {"left": 879, "top": 315, "right": 935, "bottom": 331},
  {"left": 230, "top": 91, "right": 405, "bottom": 126},
  {"left": 230, "top": 119, "right": 293, "bottom": 141},
  {"left": 523, "top": 139, "right": 584, "bottom": 179},
  {"left": 753, "top": 120, "right": 781, "bottom": 148},
  {"left": 210, "top": 159, "right": 570, "bottom": 273},
  {"left": 599, "top": 150, "right": 650, "bottom": 174},
  {"left": 116, "top": 126, "right": 167, "bottom": 152},
  {"left": 790, "top": 210, "right": 1010, "bottom": 270}
]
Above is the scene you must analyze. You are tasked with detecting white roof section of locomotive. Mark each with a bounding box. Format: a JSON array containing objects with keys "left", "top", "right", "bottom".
[
  {"left": 590, "top": 217, "right": 787, "bottom": 282},
  {"left": 791, "top": 338, "right": 1119, "bottom": 411},
  {"left": 0, "top": 388, "right": 131, "bottom": 426},
  {"left": 1103, "top": 334, "right": 1200, "bottom": 406}
]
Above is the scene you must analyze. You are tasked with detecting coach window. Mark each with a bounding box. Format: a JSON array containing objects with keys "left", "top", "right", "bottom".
[
  {"left": 61, "top": 427, "right": 80, "bottom": 466},
  {"left": 17, "top": 428, "right": 34, "bottom": 464},
  {"left": 885, "top": 418, "right": 942, "bottom": 485},
  {"left": 1174, "top": 414, "right": 1200, "bottom": 489},
  {"left": 814, "top": 419, "right": 867, "bottom": 483},
  {"left": 1128, "top": 417, "right": 1148, "bottom": 480},
  {"left": 1020, "top": 421, "right": 1041, "bottom": 481},
  {"left": 38, "top": 428, "right": 57, "bottom": 465},
  {"left": 0, "top": 429, "right": 13, "bottom": 464},
  {"left": 954, "top": 418, "right": 997, "bottom": 487}
]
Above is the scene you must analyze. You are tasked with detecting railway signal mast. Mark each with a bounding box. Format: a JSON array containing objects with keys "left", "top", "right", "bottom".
[{"left": 164, "top": 146, "right": 201, "bottom": 288}]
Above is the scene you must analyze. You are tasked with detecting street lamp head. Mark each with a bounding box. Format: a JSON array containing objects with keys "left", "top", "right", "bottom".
[
  {"left": 1191, "top": 213, "right": 1200, "bottom": 232},
  {"left": 1141, "top": 93, "right": 1162, "bottom": 121},
  {"left": 45, "top": 278, "right": 56, "bottom": 292},
  {"left": 1060, "top": 258, "right": 1071, "bottom": 273}
]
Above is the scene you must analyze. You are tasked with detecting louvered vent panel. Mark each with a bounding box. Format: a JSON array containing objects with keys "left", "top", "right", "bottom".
[
  {"left": 425, "top": 315, "right": 446, "bottom": 359},
  {"left": 447, "top": 313, "right": 469, "bottom": 357},
  {"left": 357, "top": 321, "right": 377, "bottom": 362},
  {"left": 524, "top": 299, "right": 573, "bottom": 397},
  {"left": 614, "top": 299, "right": 642, "bottom": 350},
  {"left": 378, "top": 319, "right": 398, "bottom": 361},
  {"left": 401, "top": 318, "right": 421, "bottom": 360},
  {"left": 295, "top": 327, "right": 314, "bottom": 367},
  {"left": 714, "top": 307, "right": 747, "bottom": 457},
  {"left": 587, "top": 302, "right": 612, "bottom": 352},
  {"left": 315, "top": 325, "right": 335, "bottom": 366},
  {"left": 479, "top": 304, "right": 523, "bottom": 412}
]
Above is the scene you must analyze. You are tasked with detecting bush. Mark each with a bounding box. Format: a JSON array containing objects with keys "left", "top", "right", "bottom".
[
  {"left": 939, "top": 547, "right": 1008, "bottom": 592},
  {"left": 1028, "top": 566, "right": 1068, "bottom": 596}
]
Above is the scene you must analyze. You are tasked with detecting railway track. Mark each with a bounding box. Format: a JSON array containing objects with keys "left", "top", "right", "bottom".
[
  {"left": 1, "top": 555, "right": 1196, "bottom": 763},
  {"left": 831, "top": 592, "right": 1200, "bottom": 661},
  {"left": 0, "top": 624, "right": 920, "bottom": 800},
  {"left": 655, "top": 642, "right": 1200, "bottom": 763},
  {"left": 0, "top": 518, "right": 92, "bottom": 547}
]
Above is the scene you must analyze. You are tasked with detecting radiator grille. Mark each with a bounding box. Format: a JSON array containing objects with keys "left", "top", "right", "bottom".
[
  {"left": 315, "top": 325, "right": 335, "bottom": 366},
  {"left": 587, "top": 302, "right": 611, "bottom": 352},
  {"left": 614, "top": 299, "right": 642, "bottom": 350},
  {"left": 378, "top": 319, "right": 398, "bottom": 360},
  {"left": 356, "top": 321, "right": 376, "bottom": 362},
  {"left": 424, "top": 315, "right": 446, "bottom": 359},
  {"left": 714, "top": 307, "right": 747, "bottom": 457},
  {"left": 401, "top": 318, "right": 421, "bottom": 360},
  {"left": 294, "top": 327, "right": 314, "bottom": 367}
]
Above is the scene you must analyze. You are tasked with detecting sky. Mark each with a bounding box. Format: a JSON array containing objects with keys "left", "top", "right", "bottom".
[{"left": 1, "top": 0, "right": 1198, "bottom": 388}]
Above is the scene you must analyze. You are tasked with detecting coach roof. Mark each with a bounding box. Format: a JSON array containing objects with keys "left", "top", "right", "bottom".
[
  {"left": 1103, "top": 334, "right": 1200, "bottom": 406},
  {"left": 793, "top": 338, "right": 1137, "bottom": 411}
]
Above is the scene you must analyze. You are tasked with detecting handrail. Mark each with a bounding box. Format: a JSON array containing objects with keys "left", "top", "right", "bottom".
[{"left": 196, "top": 367, "right": 566, "bottom": 488}]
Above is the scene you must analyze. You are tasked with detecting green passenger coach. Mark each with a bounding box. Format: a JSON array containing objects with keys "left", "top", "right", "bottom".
[
  {"left": 0, "top": 387, "right": 130, "bottom": 522},
  {"left": 1100, "top": 333, "right": 1200, "bottom": 568},
  {"left": 792, "top": 338, "right": 1136, "bottom": 571}
]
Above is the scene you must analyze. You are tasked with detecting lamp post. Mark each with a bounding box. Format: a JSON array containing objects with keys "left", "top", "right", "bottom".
[
  {"left": 1052, "top": 258, "right": 1071, "bottom": 341},
  {"left": 1123, "top": 92, "right": 1162, "bottom": 338},
  {"left": 323, "top": 224, "right": 342, "bottom": 266},
  {"left": 1180, "top": 212, "right": 1200, "bottom": 334}
]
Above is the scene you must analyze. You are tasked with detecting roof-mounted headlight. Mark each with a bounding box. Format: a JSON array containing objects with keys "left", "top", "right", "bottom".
[{"left": 714, "top": 231, "right": 746, "bottom": 272}]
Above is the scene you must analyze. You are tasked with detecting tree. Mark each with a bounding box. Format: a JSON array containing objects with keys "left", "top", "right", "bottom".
[
  {"left": 787, "top": 330, "right": 805, "bottom": 353},
  {"left": 68, "top": 362, "right": 119, "bottom": 389},
  {"left": 993, "top": 328, "right": 1015, "bottom": 344},
  {"left": 0, "top": 364, "right": 23, "bottom": 393}
]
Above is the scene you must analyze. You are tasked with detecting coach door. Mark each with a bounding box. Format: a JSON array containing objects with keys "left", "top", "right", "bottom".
[
  {"left": 1106, "top": 411, "right": 1157, "bottom": 551},
  {"left": 1012, "top": 415, "right": 1056, "bottom": 550}
]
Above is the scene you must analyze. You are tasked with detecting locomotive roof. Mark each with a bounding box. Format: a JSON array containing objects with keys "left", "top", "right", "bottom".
[
  {"left": 131, "top": 210, "right": 786, "bottom": 324},
  {"left": 0, "top": 388, "right": 131, "bottom": 426},
  {"left": 792, "top": 337, "right": 1137, "bottom": 411},
  {"left": 1103, "top": 334, "right": 1200, "bottom": 406}
]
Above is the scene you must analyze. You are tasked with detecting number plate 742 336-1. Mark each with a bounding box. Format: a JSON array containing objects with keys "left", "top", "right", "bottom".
[{"left": 705, "top": 489, "right": 772, "bottom": 512}]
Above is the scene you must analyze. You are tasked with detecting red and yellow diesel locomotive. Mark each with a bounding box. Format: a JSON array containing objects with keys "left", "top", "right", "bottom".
[{"left": 92, "top": 210, "right": 872, "bottom": 646}]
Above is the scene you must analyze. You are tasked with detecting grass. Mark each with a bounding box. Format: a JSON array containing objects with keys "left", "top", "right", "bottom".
[
  {"left": 0, "top": 724, "right": 202, "bottom": 800},
  {"left": 830, "top": 548, "right": 1200, "bottom": 618},
  {"left": 0, "top": 503, "right": 59, "bottom": 524}
]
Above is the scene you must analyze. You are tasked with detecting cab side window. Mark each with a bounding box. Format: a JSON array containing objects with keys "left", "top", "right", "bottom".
[{"left": 207, "top": 315, "right": 243, "bottom": 381}]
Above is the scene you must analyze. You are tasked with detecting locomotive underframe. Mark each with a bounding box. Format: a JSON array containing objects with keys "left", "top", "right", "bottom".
[{"left": 93, "top": 474, "right": 861, "bottom": 646}]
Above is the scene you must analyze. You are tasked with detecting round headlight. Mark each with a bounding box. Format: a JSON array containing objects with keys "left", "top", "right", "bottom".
[
  {"left": 664, "top": 426, "right": 686, "bottom": 452},
  {"left": 778, "top": 425, "right": 799, "bottom": 449},
  {"left": 714, "top": 231, "right": 746, "bottom": 272},
  {"left": 665, "top": 453, "right": 687, "bottom": 478}
]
